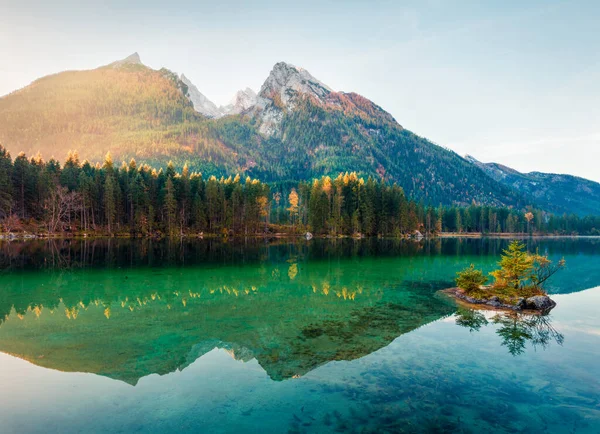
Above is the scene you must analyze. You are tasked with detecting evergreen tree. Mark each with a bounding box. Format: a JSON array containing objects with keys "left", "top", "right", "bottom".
[
  {"left": 12, "top": 152, "right": 31, "bottom": 218},
  {"left": 0, "top": 145, "right": 13, "bottom": 218},
  {"left": 104, "top": 175, "right": 116, "bottom": 234},
  {"left": 490, "top": 241, "right": 534, "bottom": 290},
  {"left": 164, "top": 177, "right": 177, "bottom": 235}
]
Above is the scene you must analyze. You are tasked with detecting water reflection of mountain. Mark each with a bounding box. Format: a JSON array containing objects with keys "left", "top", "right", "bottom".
[
  {"left": 0, "top": 237, "right": 597, "bottom": 384},
  {"left": 0, "top": 261, "right": 454, "bottom": 384}
]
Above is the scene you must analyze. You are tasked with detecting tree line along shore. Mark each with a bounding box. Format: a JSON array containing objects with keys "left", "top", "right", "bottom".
[{"left": 1, "top": 147, "right": 599, "bottom": 238}]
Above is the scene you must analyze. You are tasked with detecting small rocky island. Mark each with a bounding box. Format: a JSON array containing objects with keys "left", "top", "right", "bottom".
[
  {"left": 443, "top": 287, "right": 556, "bottom": 312},
  {"left": 443, "top": 241, "right": 565, "bottom": 313}
]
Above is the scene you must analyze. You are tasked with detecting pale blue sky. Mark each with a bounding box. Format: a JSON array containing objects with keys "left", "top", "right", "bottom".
[{"left": 1, "top": 0, "right": 599, "bottom": 180}]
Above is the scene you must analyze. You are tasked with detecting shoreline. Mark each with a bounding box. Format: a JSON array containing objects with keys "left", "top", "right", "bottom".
[
  {"left": 1, "top": 232, "right": 598, "bottom": 242},
  {"left": 436, "top": 232, "right": 600, "bottom": 239}
]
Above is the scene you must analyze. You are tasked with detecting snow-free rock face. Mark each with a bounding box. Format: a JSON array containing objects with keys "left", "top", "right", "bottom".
[
  {"left": 109, "top": 52, "right": 143, "bottom": 68},
  {"left": 220, "top": 88, "right": 257, "bottom": 115},
  {"left": 257, "top": 62, "right": 332, "bottom": 107},
  {"left": 178, "top": 62, "right": 332, "bottom": 131},
  {"left": 180, "top": 74, "right": 222, "bottom": 118},
  {"left": 180, "top": 76, "right": 257, "bottom": 118},
  {"left": 253, "top": 62, "right": 333, "bottom": 137}
]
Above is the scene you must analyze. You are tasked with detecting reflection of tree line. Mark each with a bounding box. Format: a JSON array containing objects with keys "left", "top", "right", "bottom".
[
  {"left": 0, "top": 238, "right": 431, "bottom": 270},
  {"left": 0, "top": 266, "right": 381, "bottom": 325},
  {"left": 455, "top": 309, "right": 564, "bottom": 356},
  {"left": 2, "top": 237, "right": 599, "bottom": 272}
]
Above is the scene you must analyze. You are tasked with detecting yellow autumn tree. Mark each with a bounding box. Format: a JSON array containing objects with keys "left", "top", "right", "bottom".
[
  {"left": 257, "top": 195, "right": 269, "bottom": 231},
  {"left": 287, "top": 188, "right": 299, "bottom": 231},
  {"left": 525, "top": 212, "right": 534, "bottom": 234}
]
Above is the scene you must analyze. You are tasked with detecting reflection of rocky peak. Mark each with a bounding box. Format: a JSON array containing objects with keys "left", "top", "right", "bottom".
[
  {"left": 220, "top": 343, "right": 256, "bottom": 362},
  {"left": 255, "top": 301, "right": 451, "bottom": 381},
  {"left": 0, "top": 262, "right": 453, "bottom": 384}
]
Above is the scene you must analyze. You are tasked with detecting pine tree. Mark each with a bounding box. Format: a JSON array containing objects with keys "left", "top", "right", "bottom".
[
  {"left": 0, "top": 145, "right": 13, "bottom": 219},
  {"left": 164, "top": 177, "right": 177, "bottom": 236},
  {"left": 103, "top": 152, "right": 114, "bottom": 173},
  {"left": 206, "top": 176, "right": 220, "bottom": 231},
  {"left": 179, "top": 164, "right": 191, "bottom": 233},
  {"left": 308, "top": 181, "right": 327, "bottom": 234},
  {"left": 12, "top": 152, "right": 31, "bottom": 218},
  {"left": 490, "top": 241, "right": 534, "bottom": 290},
  {"left": 104, "top": 175, "right": 116, "bottom": 234},
  {"left": 61, "top": 150, "right": 81, "bottom": 191},
  {"left": 455, "top": 208, "right": 462, "bottom": 233}
]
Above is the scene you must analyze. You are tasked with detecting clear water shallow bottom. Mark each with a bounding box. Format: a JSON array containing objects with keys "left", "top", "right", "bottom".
[{"left": 0, "top": 238, "right": 598, "bottom": 433}]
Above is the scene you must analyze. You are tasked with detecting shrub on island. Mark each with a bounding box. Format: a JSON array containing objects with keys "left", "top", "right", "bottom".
[{"left": 452, "top": 241, "right": 565, "bottom": 312}]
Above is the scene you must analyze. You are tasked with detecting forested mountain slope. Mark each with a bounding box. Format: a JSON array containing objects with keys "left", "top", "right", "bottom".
[
  {"left": 466, "top": 156, "right": 600, "bottom": 216},
  {"left": 0, "top": 54, "right": 588, "bottom": 211},
  {"left": 0, "top": 54, "right": 241, "bottom": 174}
]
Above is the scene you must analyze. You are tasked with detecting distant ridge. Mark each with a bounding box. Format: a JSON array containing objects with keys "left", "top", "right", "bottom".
[{"left": 466, "top": 155, "right": 600, "bottom": 215}]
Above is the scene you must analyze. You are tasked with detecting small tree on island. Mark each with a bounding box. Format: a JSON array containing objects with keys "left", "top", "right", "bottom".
[
  {"left": 455, "top": 264, "right": 488, "bottom": 293},
  {"left": 490, "top": 241, "right": 534, "bottom": 290},
  {"left": 529, "top": 252, "right": 567, "bottom": 290},
  {"left": 455, "top": 240, "right": 565, "bottom": 300},
  {"left": 491, "top": 241, "right": 565, "bottom": 295}
]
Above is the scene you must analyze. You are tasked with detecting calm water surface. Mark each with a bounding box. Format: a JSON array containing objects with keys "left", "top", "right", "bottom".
[{"left": 0, "top": 238, "right": 599, "bottom": 433}]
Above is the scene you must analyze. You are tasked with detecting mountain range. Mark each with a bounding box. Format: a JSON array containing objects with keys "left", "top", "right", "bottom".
[{"left": 0, "top": 52, "right": 598, "bottom": 215}]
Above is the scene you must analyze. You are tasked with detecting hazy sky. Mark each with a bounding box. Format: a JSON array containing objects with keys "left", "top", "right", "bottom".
[{"left": 1, "top": 0, "right": 599, "bottom": 181}]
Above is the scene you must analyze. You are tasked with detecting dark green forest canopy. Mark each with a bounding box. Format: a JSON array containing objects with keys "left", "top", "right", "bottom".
[{"left": 0, "top": 146, "right": 598, "bottom": 236}]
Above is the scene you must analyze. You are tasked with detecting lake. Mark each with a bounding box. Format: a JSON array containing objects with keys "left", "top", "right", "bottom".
[{"left": 0, "top": 237, "right": 599, "bottom": 433}]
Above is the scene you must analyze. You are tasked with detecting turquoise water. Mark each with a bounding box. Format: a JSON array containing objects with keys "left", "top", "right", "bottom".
[{"left": 0, "top": 238, "right": 599, "bottom": 433}]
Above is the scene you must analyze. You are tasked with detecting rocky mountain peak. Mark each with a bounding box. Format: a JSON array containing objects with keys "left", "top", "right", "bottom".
[
  {"left": 179, "top": 73, "right": 221, "bottom": 118},
  {"left": 252, "top": 62, "right": 332, "bottom": 137},
  {"left": 221, "top": 87, "right": 258, "bottom": 115},
  {"left": 236, "top": 87, "right": 258, "bottom": 103},
  {"left": 258, "top": 62, "right": 332, "bottom": 106},
  {"left": 109, "top": 52, "right": 143, "bottom": 68}
]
